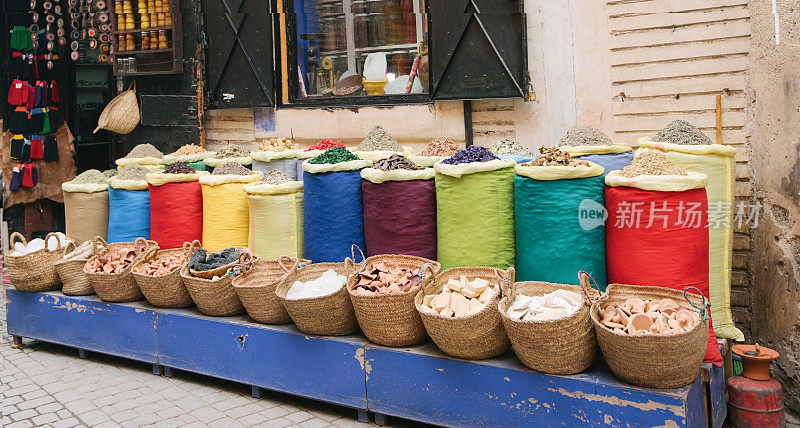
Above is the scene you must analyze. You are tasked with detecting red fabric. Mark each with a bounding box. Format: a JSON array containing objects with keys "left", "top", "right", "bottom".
[
  {"left": 605, "top": 186, "right": 723, "bottom": 366},
  {"left": 29, "top": 137, "right": 43, "bottom": 159},
  {"left": 148, "top": 181, "right": 203, "bottom": 249},
  {"left": 26, "top": 85, "right": 35, "bottom": 110},
  {"left": 7, "top": 80, "right": 27, "bottom": 105},
  {"left": 21, "top": 163, "right": 34, "bottom": 187},
  {"left": 361, "top": 179, "right": 436, "bottom": 260}
]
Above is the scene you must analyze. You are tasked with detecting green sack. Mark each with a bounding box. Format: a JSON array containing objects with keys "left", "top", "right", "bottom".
[
  {"left": 187, "top": 160, "right": 207, "bottom": 171},
  {"left": 514, "top": 168, "right": 607, "bottom": 289},
  {"left": 435, "top": 160, "right": 516, "bottom": 270}
]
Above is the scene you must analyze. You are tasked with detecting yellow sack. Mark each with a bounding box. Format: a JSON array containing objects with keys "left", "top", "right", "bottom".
[
  {"left": 243, "top": 181, "right": 304, "bottom": 260},
  {"left": 62, "top": 182, "right": 109, "bottom": 244},
  {"left": 200, "top": 172, "right": 263, "bottom": 252},
  {"left": 638, "top": 138, "right": 743, "bottom": 341}
]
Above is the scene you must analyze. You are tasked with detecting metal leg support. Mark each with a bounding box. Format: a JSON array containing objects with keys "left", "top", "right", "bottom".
[
  {"left": 152, "top": 364, "right": 162, "bottom": 375},
  {"left": 251, "top": 386, "right": 263, "bottom": 399},
  {"left": 11, "top": 335, "right": 23, "bottom": 349},
  {"left": 163, "top": 366, "right": 174, "bottom": 378},
  {"left": 357, "top": 409, "right": 368, "bottom": 423},
  {"left": 77, "top": 349, "right": 88, "bottom": 359},
  {"left": 374, "top": 413, "right": 386, "bottom": 426}
]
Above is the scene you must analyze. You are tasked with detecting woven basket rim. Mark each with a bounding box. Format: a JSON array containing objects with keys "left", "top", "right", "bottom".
[
  {"left": 346, "top": 254, "right": 441, "bottom": 300},
  {"left": 498, "top": 281, "right": 591, "bottom": 325},
  {"left": 416, "top": 267, "right": 506, "bottom": 320},
  {"left": 274, "top": 262, "right": 348, "bottom": 302},
  {"left": 7, "top": 231, "right": 68, "bottom": 259},
  {"left": 131, "top": 248, "right": 186, "bottom": 279},
  {"left": 231, "top": 258, "right": 300, "bottom": 289}
]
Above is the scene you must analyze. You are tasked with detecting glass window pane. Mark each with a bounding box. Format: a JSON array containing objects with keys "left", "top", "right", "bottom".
[{"left": 293, "top": 0, "right": 428, "bottom": 99}]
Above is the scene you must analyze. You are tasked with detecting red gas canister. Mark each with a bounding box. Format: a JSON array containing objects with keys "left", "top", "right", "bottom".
[{"left": 727, "top": 344, "right": 785, "bottom": 427}]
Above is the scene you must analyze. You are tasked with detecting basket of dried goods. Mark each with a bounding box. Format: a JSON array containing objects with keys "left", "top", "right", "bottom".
[
  {"left": 590, "top": 282, "right": 710, "bottom": 388},
  {"left": 7, "top": 232, "right": 71, "bottom": 292},
  {"left": 56, "top": 238, "right": 106, "bottom": 296},
  {"left": 180, "top": 242, "right": 251, "bottom": 316},
  {"left": 233, "top": 256, "right": 307, "bottom": 324},
  {"left": 498, "top": 271, "right": 599, "bottom": 374},
  {"left": 348, "top": 246, "right": 440, "bottom": 347},
  {"left": 132, "top": 246, "right": 190, "bottom": 308},
  {"left": 416, "top": 266, "right": 511, "bottom": 359},
  {"left": 274, "top": 259, "right": 358, "bottom": 336},
  {"left": 84, "top": 237, "right": 157, "bottom": 302}
]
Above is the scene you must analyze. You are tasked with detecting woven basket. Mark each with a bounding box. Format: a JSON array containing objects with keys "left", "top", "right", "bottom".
[
  {"left": 498, "top": 271, "right": 597, "bottom": 374},
  {"left": 233, "top": 256, "right": 307, "bottom": 324},
  {"left": 590, "top": 283, "right": 710, "bottom": 389},
  {"left": 275, "top": 261, "right": 358, "bottom": 336},
  {"left": 56, "top": 238, "right": 106, "bottom": 296},
  {"left": 6, "top": 232, "right": 69, "bottom": 292},
  {"left": 180, "top": 251, "right": 251, "bottom": 316},
  {"left": 415, "top": 266, "right": 511, "bottom": 359},
  {"left": 85, "top": 237, "right": 156, "bottom": 302},
  {"left": 94, "top": 81, "right": 140, "bottom": 134},
  {"left": 347, "top": 252, "right": 441, "bottom": 347},
  {"left": 186, "top": 240, "right": 247, "bottom": 280},
  {"left": 132, "top": 247, "right": 191, "bottom": 308}
]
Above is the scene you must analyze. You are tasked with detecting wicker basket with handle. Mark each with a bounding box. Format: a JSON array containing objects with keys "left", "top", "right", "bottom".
[
  {"left": 6, "top": 232, "right": 69, "bottom": 292},
  {"left": 94, "top": 81, "right": 140, "bottom": 134}
]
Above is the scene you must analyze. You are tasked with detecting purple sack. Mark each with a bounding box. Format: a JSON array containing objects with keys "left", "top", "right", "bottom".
[{"left": 362, "top": 179, "right": 437, "bottom": 260}]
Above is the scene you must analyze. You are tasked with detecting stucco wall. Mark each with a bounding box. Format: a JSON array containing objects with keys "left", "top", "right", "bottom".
[{"left": 746, "top": 0, "right": 800, "bottom": 413}]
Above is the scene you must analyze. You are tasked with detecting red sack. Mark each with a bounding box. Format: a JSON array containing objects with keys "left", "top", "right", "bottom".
[
  {"left": 148, "top": 180, "right": 203, "bottom": 249},
  {"left": 605, "top": 186, "right": 723, "bottom": 366},
  {"left": 361, "top": 179, "right": 436, "bottom": 260}
]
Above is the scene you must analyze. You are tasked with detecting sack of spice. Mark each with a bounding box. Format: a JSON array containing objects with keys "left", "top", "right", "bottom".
[
  {"left": 491, "top": 139, "right": 535, "bottom": 164},
  {"left": 637, "top": 120, "right": 742, "bottom": 342},
  {"left": 434, "top": 147, "right": 516, "bottom": 270},
  {"left": 514, "top": 148, "right": 607, "bottom": 288},
  {"left": 351, "top": 126, "right": 413, "bottom": 162},
  {"left": 203, "top": 145, "right": 253, "bottom": 170},
  {"left": 605, "top": 149, "right": 723, "bottom": 366},
  {"left": 243, "top": 174, "right": 305, "bottom": 260},
  {"left": 62, "top": 169, "right": 110, "bottom": 244},
  {"left": 559, "top": 124, "right": 633, "bottom": 174},
  {"left": 360, "top": 155, "right": 436, "bottom": 260},
  {"left": 162, "top": 144, "right": 216, "bottom": 170},
  {"left": 295, "top": 140, "right": 355, "bottom": 182},
  {"left": 146, "top": 167, "right": 210, "bottom": 250},
  {"left": 407, "top": 137, "right": 462, "bottom": 167},
  {"left": 251, "top": 139, "right": 301, "bottom": 181},
  {"left": 199, "top": 170, "right": 263, "bottom": 252},
  {"left": 107, "top": 164, "right": 151, "bottom": 243},
  {"left": 115, "top": 143, "right": 165, "bottom": 171},
  {"left": 302, "top": 150, "right": 372, "bottom": 263}
]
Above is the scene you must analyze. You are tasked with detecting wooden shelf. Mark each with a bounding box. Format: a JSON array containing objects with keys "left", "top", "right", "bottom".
[
  {"left": 115, "top": 69, "right": 181, "bottom": 76},
  {"left": 113, "top": 26, "right": 173, "bottom": 34},
  {"left": 115, "top": 48, "right": 173, "bottom": 55},
  {"left": 111, "top": 2, "right": 183, "bottom": 76}
]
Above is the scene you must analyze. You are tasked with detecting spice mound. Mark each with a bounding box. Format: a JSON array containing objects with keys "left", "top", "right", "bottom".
[
  {"left": 306, "top": 139, "right": 344, "bottom": 152},
  {"left": 524, "top": 147, "right": 590, "bottom": 167},
  {"left": 189, "top": 247, "right": 240, "bottom": 271},
  {"left": 102, "top": 169, "right": 118, "bottom": 178},
  {"left": 505, "top": 289, "right": 582, "bottom": 322},
  {"left": 620, "top": 149, "right": 687, "bottom": 177},
  {"left": 653, "top": 120, "right": 713, "bottom": 145},
  {"left": 255, "top": 137, "right": 299, "bottom": 152},
  {"left": 11, "top": 232, "right": 69, "bottom": 256},
  {"left": 84, "top": 247, "right": 138, "bottom": 274},
  {"left": 351, "top": 262, "right": 422, "bottom": 295},
  {"left": 560, "top": 124, "right": 613, "bottom": 146},
  {"left": 163, "top": 162, "right": 195, "bottom": 174},
  {"left": 417, "top": 137, "right": 460, "bottom": 157},
  {"left": 117, "top": 163, "right": 150, "bottom": 180},
  {"left": 420, "top": 276, "right": 498, "bottom": 317},
  {"left": 358, "top": 126, "right": 402, "bottom": 152},
  {"left": 62, "top": 241, "right": 94, "bottom": 261},
  {"left": 373, "top": 154, "right": 423, "bottom": 171},
  {"left": 72, "top": 169, "right": 109, "bottom": 184},
  {"left": 441, "top": 145, "right": 498, "bottom": 165},
  {"left": 308, "top": 147, "right": 360, "bottom": 164},
  {"left": 287, "top": 269, "right": 346, "bottom": 300},
  {"left": 598, "top": 297, "right": 700, "bottom": 335},
  {"left": 263, "top": 170, "right": 292, "bottom": 185},
  {"left": 492, "top": 139, "right": 533, "bottom": 156},
  {"left": 133, "top": 253, "right": 187, "bottom": 277},
  {"left": 170, "top": 144, "right": 207, "bottom": 157},
  {"left": 212, "top": 161, "right": 251, "bottom": 175},
  {"left": 125, "top": 143, "right": 164, "bottom": 158},
  {"left": 215, "top": 145, "right": 250, "bottom": 158}
]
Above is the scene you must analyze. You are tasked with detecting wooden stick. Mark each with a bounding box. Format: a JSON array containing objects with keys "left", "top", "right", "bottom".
[{"left": 716, "top": 94, "right": 722, "bottom": 145}]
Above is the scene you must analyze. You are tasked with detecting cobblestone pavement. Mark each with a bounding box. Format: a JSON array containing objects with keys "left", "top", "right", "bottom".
[{"left": 0, "top": 294, "right": 425, "bottom": 428}]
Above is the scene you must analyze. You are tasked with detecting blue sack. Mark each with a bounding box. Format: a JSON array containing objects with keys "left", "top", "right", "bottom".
[
  {"left": 497, "top": 153, "right": 535, "bottom": 164},
  {"left": 576, "top": 152, "right": 633, "bottom": 174},
  {"left": 303, "top": 170, "right": 366, "bottom": 263},
  {"left": 107, "top": 187, "right": 150, "bottom": 243}
]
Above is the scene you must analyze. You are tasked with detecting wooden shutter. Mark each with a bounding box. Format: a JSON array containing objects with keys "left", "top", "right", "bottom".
[
  {"left": 204, "top": 0, "right": 275, "bottom": 108},
  {"left": 428, "top": 0, "right": 527, "bottom": 100}
]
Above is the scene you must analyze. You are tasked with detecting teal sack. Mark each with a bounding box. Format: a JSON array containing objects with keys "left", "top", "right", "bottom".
[
  {"left": 187, "top": 160, "right": 206, "bottom": 171},
  {"left": 514, "top": 173, "right": 607, "bottom": 289}
]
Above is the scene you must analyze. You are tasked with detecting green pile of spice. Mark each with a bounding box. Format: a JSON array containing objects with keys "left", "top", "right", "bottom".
[
  {"left": 559, "top": 124, "right": 613, "bottom": 146},
  {"left": 357, "top": 125, "right": 403, "bottom": 152},
  {"left": 308, "top": 147, "right": 360, "bottom": 164},
  {"left": 125, "top": 143, "right": 164, "bottom": 158},
  {"left": 117, "top": 163, "right": 150, "bottom": 180},
  {"left": 263, "top": 170, "right": 292, "bottom": 185},
  {"left": 102, "top": 169, "right": 118, "bottom": 178},
  {"left": 653, "top": 120, "right": 713, "bottom": 145},
  {"left": 212, "top": 161, "right": 252, "bottom": 175},
  {"left": 373, "top": 154, "right": 423, "bottom": 171},
  {"left": 72, "top": 169, "right": 108, "bottom": 184},
  {"left": 491, "top": 139, "right": 533, "bottom": 156}
]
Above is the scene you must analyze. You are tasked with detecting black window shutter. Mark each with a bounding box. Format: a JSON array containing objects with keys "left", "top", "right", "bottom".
[
  {"left": 428, "top": 0, "right": 527, "bottom": 100},
  {"left": 204, "top": 0, "right": 275, "bottom": 108}
]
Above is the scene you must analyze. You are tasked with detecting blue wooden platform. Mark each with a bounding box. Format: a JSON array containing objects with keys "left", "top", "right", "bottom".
[{"left": 4, "top": 287, "right": 726, "bottom": 427}]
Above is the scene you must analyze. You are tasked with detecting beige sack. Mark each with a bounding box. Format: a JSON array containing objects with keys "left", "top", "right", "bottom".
[{"left": 63, "top": 191, "right": 109, "bottom": 244}]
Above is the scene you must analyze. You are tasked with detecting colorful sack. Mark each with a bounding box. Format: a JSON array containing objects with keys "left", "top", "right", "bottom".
[
  {"left": 514, "top": 162, "right": 607, "bottom": 288},
  {"left": 251, "top": 150, "right": 300, "bottom": 181},
  {"left": 302, "top": 159, "right": 372, "bottom": 263},
  {"left": 361, "top": 167, "right": 436, "bottom": 260},
  {"left": 605, "top": 167, "right": 723, "bottom": 365},
  {"left": 62, "top": 181, "right": 109, "bottom": 244},
  {"left": 107, "top": 178, "right": 150, "bottom": 243},
  {"left": 243, "top": 180, "right": 304, "bottom": 260},
  {"left": 638, "top": 138, "right": 743, "bottom": 341},
  {"left": 147, "top": 171, "right": 208, "bottom": 249},
  {"left": 199, "top": 172, "right": 263, "bottom": 252},
  {"left": 435, "top": 159, "right": 516, "bottom": 270},
  {"left": 561, "top": 144, "right": 633, "bottom": 174}
]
